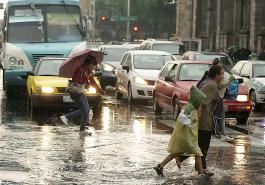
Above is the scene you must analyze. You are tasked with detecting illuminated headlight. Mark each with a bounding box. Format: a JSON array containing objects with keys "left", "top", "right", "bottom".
[
  {"left": 134, "top": 76, "right": 147, "bottom": 85},
  {"left": 236, "top": 95, "right": 248, "bottom": 102},
  {"left": 41, "top": 87, "right": 55, "bottom": 94},
  {"left": 103, "top": 63, "right": 114, "bottom": 72},
  {"left": 85, "top": 87, "right": 97, "bottom": 94}
]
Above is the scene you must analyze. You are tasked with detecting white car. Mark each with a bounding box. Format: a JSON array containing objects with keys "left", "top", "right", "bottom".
[
  {"left": 231, "top": 60, "right": 265, "bottom": 111},
  {"left": 116, "top": 50, "right": 173, "bottom": 103}
]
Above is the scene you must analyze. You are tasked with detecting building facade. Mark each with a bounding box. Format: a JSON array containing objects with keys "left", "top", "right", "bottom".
[{"left": 176, "top": 0, "right": 265, "bottom": 52}]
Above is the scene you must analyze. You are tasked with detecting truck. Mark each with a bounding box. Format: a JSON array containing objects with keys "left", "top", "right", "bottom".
[{"left": 0, "top": 0, "right": 89, "bottom": 98}]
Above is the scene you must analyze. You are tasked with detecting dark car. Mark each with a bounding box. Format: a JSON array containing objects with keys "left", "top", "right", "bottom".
[
  {"left": 182, "top": 51, "right": 234, "bottom": 70},
  {"left": 153, "top": 60, "right": 251, "bottom": 124},
  {"left": 97, "top": 44, "right": 137, "bottom": 89}
]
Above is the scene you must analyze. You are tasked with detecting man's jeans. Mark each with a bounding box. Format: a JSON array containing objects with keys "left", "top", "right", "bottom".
[{"left": 65, "top": 93, "right": 89, "bottom": 132}]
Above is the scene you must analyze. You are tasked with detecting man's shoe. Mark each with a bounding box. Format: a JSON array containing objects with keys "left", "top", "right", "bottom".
[
  {"left": 60, "top": 116, "right": 69, "bottom": 125},
  {"left": 221, "top": 135, "right": 234, "bottom": 142},
  {"left": 154, "top": 164, "right": 164, "bottom": 176},
  {"left": 203, "top": 169, "right": 214, "bottom": 177}
]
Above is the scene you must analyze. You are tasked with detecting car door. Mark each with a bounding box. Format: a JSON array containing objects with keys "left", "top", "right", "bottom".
[
  {"left": 163, "top": 64, "right": 178, "bottom": 110},
  {"left": 117, "top": 53, "right": 128, "bottom": 93},
  {"left": 122, "top": 54, "right": 133, "bottom": 95},
  {"left": 240, "top": 63, "right": 252, "bottom": 87},
  {"left": 155, "top": 63, "right": 176, "bottom": 110}
]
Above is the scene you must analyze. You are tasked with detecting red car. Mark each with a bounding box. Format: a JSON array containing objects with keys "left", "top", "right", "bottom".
[{"left": 153, "top": 60, "right": 251, "bottom": 124}]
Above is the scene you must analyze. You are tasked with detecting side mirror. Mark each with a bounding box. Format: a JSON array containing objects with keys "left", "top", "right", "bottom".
[
  {"left": 122, "top": 65, "right": 130, "bottom": 72},
  {"left": 165, "top": 75, "right": 174, "bottom": 82},
  {"left": 237, "top": 78, "right": 243, "bottom": 84}
]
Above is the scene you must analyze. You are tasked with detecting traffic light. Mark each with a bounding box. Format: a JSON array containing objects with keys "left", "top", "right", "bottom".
[
  {"left": 133, "top": 26, "right": 139, "bottom": 32},
  {"left": 100, "top": 16, "right": 108, "bottom": 21}
]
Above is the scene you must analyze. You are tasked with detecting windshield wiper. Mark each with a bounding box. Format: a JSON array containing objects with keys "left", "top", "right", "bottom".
[
  {"left": 30, "top": 3, "right": 43, "bottom": 32},
  {"left": 62, "top": 1, "right": 84, "bottom": 37},
  {"left": 39, "top": 74, "right": 57, "bottom": 76},
  {"left": 255, "top": 75, "right": 265, "bottom": 78}
]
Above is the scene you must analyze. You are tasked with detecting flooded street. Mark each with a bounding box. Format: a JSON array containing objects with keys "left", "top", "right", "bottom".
[{"left": 0, "top": 73, "right": 265, "bottom": 185}]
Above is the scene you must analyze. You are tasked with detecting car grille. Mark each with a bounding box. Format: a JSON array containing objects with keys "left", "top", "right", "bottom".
[
  {"left": 31, "top": 54, "right": 64, "bottom": 65},
  {"left": 147, "top": 90, "right": 153, "bottom": 96},
  {"left": 57, "top": 87, "right": 67, "bottom": 93},
  {"left": 145, "top": 80, "right": 155, "bottom": 85}
]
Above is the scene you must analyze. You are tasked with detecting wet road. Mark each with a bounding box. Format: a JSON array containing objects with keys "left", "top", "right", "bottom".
[{"left": 1, "top": 81, "right": 265, "bottom": 184}]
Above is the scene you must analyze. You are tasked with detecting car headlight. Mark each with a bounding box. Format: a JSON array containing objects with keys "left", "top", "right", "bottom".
[
  {"left": 236, "top": 95, "right": 248, "bottom": 102},
  {"left": 7, "top": 55, "right": 24, "bottom": 68},
  {"left": 41, "top": 87, "right": 55, "bottom": 94},
  {"left": 103, "top": 63, "right": 115, "bottom": 72},
  {"left": 134, "top": 76, "right": 147, "bottom": 85},
  {"left": 84, "top": 87, "right": 97, "bottom": 94}
]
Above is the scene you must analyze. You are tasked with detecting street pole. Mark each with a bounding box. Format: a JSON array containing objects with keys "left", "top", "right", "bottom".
[{"left": 126, "top": 0, "right": 130, "bottom": 41}]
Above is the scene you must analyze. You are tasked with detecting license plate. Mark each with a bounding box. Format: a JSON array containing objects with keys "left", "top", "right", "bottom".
[{"left": 63, "top": 96, "right": 73, "bottom": 103}]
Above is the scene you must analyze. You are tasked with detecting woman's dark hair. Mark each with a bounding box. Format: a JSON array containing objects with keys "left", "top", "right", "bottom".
[
  {"left": 84, "top": 56, "right": 97, "bottom": 65},
  {"left": 208, "top": 64, "right": 223, "bottom": 79}
]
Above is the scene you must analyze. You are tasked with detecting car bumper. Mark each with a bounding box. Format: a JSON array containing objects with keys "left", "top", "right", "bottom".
[
  {"left": 224, "top": 99, "right": 251, "bottom": 120},
  {"left": 256, "top": 92, "right": 265, "bottom": 104},
  {"left": 4, "top": 69, "right": 31, "bottom": 87},
  {"left": 32, "top": 93, "right": 102, "bottom": 108},
  {"left": 131, "top": 83, "right": 153, "bottom": 100}
]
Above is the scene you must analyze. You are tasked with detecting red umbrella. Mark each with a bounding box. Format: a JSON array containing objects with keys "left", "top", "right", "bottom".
[{"left": 59, "top": 49, "right": 104, "bottom": 78}]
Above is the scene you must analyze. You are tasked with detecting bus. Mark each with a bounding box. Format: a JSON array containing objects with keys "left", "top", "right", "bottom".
[{"left": 0, "top": 0, "right": 88, "bottom": 98}]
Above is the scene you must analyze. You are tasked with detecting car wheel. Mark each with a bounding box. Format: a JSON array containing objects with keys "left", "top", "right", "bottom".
[
  {"left": 236, "top": 116, "right": 249, "bottom": 124},
  {"left": 250, "top": 91, "right": 260, "bottom": 111},
  {"left": 27, "top": 94, "right": 39, "bottom": 117},
  {"left": 116, "top": 85, "right": 123, "bottom": 99},
  {"left": 153, "top": 93, "right": 162, "bottom": 115},
  {"left": 172, "top": 98, "right": 180, "bottom": 120},
  {"left": 128, "top": 83, "right": 134, "bottom": 104},
  {"left": 92, "top": 98, "right": 102, "bottom": 118}
]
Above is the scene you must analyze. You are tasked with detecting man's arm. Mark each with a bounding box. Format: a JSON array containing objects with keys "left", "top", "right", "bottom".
[{"left": 201, "top": 82, "right": 218, "bottom": 105}]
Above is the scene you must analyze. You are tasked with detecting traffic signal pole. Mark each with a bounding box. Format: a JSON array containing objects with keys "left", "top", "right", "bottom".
[{"left": 126, "top": 0, "right": 131, "bottom": 42}]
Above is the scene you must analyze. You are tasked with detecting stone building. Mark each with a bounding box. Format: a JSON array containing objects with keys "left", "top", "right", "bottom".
[{"left": 176, "top": 0, "right": 265, "bottom": 52}]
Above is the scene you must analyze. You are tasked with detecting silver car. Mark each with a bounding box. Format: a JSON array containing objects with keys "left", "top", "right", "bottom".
[{"left": 231, "top": 60, "right": 265, "bottom": 111}]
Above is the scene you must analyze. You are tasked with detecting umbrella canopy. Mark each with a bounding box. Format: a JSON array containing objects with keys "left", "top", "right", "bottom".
[{"left": 59, "top": 49, "right": 104, "bottom": 78}]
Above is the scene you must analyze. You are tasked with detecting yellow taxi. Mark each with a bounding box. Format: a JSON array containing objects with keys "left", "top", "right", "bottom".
[{"left": 26, "top": 57, "right": 102, "bottom": 115}]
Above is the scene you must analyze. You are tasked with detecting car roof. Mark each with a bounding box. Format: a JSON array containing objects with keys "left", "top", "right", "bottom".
[
  {"left": 129, "top": 50, "right": 172, "bottom": 55},
  {"left": 99, "top": 44, "right": 136, "bottom": 49},
  {"left": 238, "top": 60, "right": 265, "bottom": 64},
  {"left": 184, "top": 51, "right": 228, "bottom": 56}
]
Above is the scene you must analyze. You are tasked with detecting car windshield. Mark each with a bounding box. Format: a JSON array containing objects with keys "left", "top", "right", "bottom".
[
  {"left": 104, "top": 47, "right": 133, "bottom": 61},
  {"left": 253, "top": 64, "right": 265, "bottom": 78},
  {"left": 194, "top": 54, "right": 234, "bottom": 70},
  {"left": 37, "top": 59, "right": 65, "bottom": 76},
  {"left": 133, "top": 54, "right": 170, "bottom": 70},
  {"left": 152, "top": 43, "right": 186, "bottom": 55},
  {"left": 8, "top": 5, "right": 82, "bottom": 43}
]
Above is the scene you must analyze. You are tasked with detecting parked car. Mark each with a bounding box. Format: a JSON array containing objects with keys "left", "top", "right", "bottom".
[
  {"left": 139, "top": 39, "right": 186, "bottom": 60},
  {"left": 153, "top": 60, "right": 251, "bottom": 123},
  {"left": 182, "top": 51, "right": 234, "bottom": 70},
  {"left": 231, "top": 60, "right": 265, "bottom": 111},
  {"left": 26, "top": 57, "right": 102, "bottom": 115},
  {"left": 116, "top": 50, "right": 173, "bottom": 103},
  {"left": 97, "top": 44, "right": 137, "bottom": 89}
]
